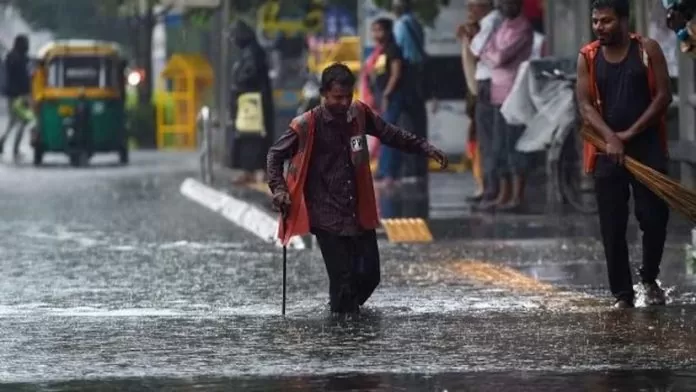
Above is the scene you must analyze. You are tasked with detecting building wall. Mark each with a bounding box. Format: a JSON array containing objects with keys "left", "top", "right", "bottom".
[{"left": 544, "top": 0, "right": 592, "bottom": 58}]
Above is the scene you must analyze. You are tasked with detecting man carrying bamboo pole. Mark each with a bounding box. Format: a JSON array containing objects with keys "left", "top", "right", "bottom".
[{"left": 576, "top": 0, "right": 673, "bottom": 309}]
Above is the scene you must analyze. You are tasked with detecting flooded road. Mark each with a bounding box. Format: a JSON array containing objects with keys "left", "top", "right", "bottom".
[{"left": 0, "top": 155, "right": 695, "bottom": 391}]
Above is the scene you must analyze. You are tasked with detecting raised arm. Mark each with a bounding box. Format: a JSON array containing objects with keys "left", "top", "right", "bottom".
[
  {"left": 364, "top": 104, "right": 448, "bottom": 168},
  {"left": 364, "top": 105, "right": 427, "bottom": 154}
]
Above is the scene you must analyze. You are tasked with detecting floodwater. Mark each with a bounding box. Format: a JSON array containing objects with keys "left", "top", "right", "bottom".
[{"left": 0, "top": 152, "right": 695, "bottom": 391}]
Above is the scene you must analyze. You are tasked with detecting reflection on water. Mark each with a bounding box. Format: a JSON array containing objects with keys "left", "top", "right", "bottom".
[
  {"left": 3, "top": 306, "right": 696, "bottom": 387},
  {"left": 4, "top": 369, "right": 692, "bottom": 391}
]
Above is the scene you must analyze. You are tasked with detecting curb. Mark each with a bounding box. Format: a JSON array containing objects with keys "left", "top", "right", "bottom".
[{"left": 179, "top": 178, "right": 306, "bottom": 250}]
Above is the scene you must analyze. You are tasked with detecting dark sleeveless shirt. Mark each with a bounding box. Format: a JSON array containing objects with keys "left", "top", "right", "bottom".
[{"left": 594, "top": 40, "right": 664, "bottom": 163}]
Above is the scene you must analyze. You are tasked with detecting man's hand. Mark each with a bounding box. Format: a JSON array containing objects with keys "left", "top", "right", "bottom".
[
  {"left": 457, "top": 22, "right": 479, "bottom": 40},
  {"left": 605, "top": 134, "right": 625, "bottom": 165},
  {"left": 616, "top": 129, "right": 636, "bottom": 142},
  {"left": 427, "top": 146, "right": 448, "bottom": 169},
  {"left": 464, "top": 21, "right": 479, "bottom": 38},
  {"left": 272, "top": 191, "right": 291, "bottom": 216}
]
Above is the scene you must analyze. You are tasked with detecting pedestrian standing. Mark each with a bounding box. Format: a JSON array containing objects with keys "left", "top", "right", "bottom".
[
  {"left": 392, "top": 0, "right": 429, "bottom": 183},
  {"left": 464, "top": 0, "right": 502, "bottom": 203},
  {"left": 457, "top": 19, "right": 484, "bottom": 200},
  {"left": 1, "top": 35, "right": 31, "bottom": 161},
  {"left": 479, "top": 0, "right": 533, "bottom": 211},
  {"left": 369, "top": 18, "right": 406, "bottom": 188},
  {"left": 229, "top": 21, "right": 275, "bottom": 185},
  {"left": 577, "top": 0, "right": 672, "bottom": 308},
  {"left": 266, "top": 63, "right": 448, "bottom": 314}
]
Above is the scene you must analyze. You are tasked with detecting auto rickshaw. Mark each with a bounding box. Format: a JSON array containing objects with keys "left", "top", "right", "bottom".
[{"left": 31, "top": 40, "right": 128, "bottom": 166}]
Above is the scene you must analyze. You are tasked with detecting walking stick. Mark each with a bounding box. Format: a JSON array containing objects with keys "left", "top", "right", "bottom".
[{"left": 281, "top": 212, "right": 287, "bottom": 316}]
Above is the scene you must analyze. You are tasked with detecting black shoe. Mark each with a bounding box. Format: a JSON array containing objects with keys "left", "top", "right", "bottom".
[
  {"left": 643, "top": 282, "right": 666, "bottom": 306},
  {"left": 613, "top": 299, "right": 635, "bottom": 309},
  {"left": 474, "top": 199, "right": 498, "bottom": 212},
  {"left": 466, "top": 194, "right": 484, "bottom": 203},
  {"left": 497, "top": 200, "right": 524, "bottom": 213}
]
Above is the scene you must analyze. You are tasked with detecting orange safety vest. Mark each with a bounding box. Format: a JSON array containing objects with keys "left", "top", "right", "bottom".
[
  {"left": 579, "top": 33, "right": 668, "bottom": 173},
  {"left": 277, "top": 102, "right": 380, "bottom": 245}
]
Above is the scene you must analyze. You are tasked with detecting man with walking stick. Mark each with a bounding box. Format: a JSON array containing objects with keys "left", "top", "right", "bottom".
[
  {"left": 267, "top": 63, "right": 448, "bottom": 315},
  {"left": 577, "top": 0, "right": 672, "bottom": 308}
]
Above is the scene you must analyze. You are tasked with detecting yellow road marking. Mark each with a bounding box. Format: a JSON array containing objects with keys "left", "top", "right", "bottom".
[
  {"left": 447, "top": 259, "right": 604, "bottom": 308},
  {"left": 450, "top": 259, "right": 557, "bottom": 293},
  {"left": 381, "top": 218, "right": 433, "bottom": 243}
]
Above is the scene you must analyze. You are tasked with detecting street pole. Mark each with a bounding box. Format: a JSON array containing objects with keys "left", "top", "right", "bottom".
[{"left": 219, "top": 0, "right": 231, "bottom": 167}]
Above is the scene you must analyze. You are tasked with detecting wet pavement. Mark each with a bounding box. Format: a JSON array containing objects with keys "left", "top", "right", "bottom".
[{"left": 1, "top": 149, "right": 696, "bottom": 390}]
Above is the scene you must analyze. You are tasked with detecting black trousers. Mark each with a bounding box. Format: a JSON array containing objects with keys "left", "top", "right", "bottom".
[
  {"left": 594, "top": 155, "right": 669, "bottom": 302},
  {"left": 313, "top": 228, "right": 381, "bottom": 313}
]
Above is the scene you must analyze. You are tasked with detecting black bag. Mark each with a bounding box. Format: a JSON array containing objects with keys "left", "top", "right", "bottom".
[{"left": 402, "top": 18, "right": 433, "bottom": 101}]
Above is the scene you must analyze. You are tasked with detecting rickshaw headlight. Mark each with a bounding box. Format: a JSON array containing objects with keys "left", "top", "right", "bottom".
[{"left": 128, "top": 71, "right": 142, "bottom": 86}]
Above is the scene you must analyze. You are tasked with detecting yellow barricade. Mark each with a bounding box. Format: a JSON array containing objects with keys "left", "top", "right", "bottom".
[{"left": 381, "top": 218, "right": 433, "bottom": 243}]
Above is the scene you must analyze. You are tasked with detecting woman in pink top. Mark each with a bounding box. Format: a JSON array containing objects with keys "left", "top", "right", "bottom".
[{"left": 479, "top": 0, "right": 533, "bottom": 212}]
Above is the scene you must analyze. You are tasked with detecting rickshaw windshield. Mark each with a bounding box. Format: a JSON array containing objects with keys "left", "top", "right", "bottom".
[{"left": 46, "top": 56, "right": 120, "bottom": 88}]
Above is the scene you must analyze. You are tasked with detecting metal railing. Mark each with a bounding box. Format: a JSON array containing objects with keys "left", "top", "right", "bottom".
[{"left": 197, "top": 106, "right": 214, "bottom": 185}]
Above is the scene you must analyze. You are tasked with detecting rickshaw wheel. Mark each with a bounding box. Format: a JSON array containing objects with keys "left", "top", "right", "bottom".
[
  {"left": 69, "top": 152, "right": 89, "bottom": 167},
  {"left": 33, "top": 147, "right": 44, "bottom": 166},
  {"left": 118, "top": 146, "right": 129, "bottom": 165}
]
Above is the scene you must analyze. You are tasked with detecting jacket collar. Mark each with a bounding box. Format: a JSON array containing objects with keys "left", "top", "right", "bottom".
[{"left": 320, "top": 102, "right": 359, "bottom": 123}]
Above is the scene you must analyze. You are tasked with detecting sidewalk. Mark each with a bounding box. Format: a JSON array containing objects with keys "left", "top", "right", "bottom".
[{"left": 203, "top": 165, "right": 693, "bottom": 244}]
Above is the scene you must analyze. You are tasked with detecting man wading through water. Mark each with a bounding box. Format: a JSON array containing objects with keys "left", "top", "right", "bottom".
[
  {"left": 577, "top": 0, "right": 672, "bottom": 308},
  {"left": 267, "top": 63, "right": 448, "bottom": 314}
]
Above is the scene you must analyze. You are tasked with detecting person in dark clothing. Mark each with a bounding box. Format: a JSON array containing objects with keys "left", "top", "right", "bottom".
[
  {"left": 392, "top": 0, "right": 430, "bottom": 183},
  {"left": 1, "top": 35, "right": 31, "bottom": 160},
  {"left": 577, "top": 0, "right": 673, "bottom": 309},
  {"left": 230, "top": 21, "right": 275, "bottom": 184},
  {"left": 369, "top": 18, "right": 406, "bottom": 187},
  {"left": 267, "top": 63, "right": 448, "bottom": 314}
]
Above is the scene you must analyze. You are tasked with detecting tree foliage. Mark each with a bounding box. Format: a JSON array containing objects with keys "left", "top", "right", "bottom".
[{"left": 0, "top": 0, "right": 129, "bottom": 44}]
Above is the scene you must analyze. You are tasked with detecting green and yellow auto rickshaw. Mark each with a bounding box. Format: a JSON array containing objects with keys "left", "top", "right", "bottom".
[{"left": 31, "top": 40, "right": 128, "bottom": 166}]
